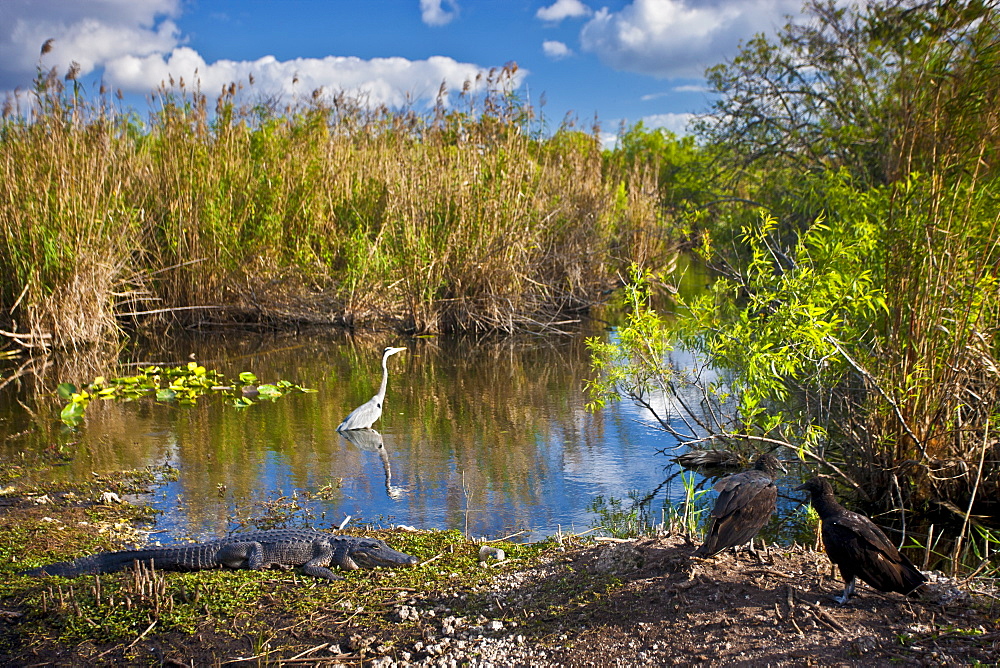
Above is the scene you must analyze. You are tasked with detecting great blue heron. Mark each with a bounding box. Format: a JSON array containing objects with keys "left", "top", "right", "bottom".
[
  {"left": 337, "top": 346, "right": 407, "bottom": 431},
  {"left": 795, "top": 476, "right": 926, "bottom": 604},
  {"left": 694, "top": 453, "right": 785, "bottom": 558}
]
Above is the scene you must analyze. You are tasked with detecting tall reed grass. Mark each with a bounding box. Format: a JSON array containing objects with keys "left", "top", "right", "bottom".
[
  {"left": 0, "top": 64, "right": 667, "bottom": 349},
  {"left": 851, "top": 12, "right": 1000, "bottom": 515}
]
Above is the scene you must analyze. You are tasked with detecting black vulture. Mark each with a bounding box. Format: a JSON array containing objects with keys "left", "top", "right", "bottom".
[
  {"left": 795, "top": 476, "right": 926, "bottom": 604},
  {"left": 694, "top": 453, "right": 784, "bottom": 558},
  {"left": 673, "top": 448, "right": 740, "bottom": 470}
]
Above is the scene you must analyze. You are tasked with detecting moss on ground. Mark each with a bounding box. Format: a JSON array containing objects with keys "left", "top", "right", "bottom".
[
  {"left": 0, "top": 463, "right": 590, "bottom": 663},
  {"left": 5, "top": 461, "right": 993, "bottom": 665}
]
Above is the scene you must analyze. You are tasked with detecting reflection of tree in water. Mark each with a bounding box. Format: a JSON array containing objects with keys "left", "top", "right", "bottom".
[{"left": 339, "top": 428, "right": 407, "bottom": 499}]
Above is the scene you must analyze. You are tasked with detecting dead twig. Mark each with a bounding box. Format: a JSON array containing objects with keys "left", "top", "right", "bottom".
[
  {"left": 744, "top": 568, "right": 794, "bottom": 579},
  {"left": 418, "top": 552, "right": 445, "bottom": 568},
  {"left": 277, "top": 656, "right": 360, "bottom": 665},
  {"left": 803, "top": 601, "right": 846, "bottom": 632},
  {"left": 118, "top": 304, "right": 223, "bottom": 317},
  {"left": 285, "top": 643, "right": 328, "bottom": 661}
]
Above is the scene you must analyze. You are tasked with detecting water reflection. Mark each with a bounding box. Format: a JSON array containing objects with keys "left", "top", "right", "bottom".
[
  {"left": 339, "top": 428, "right": 407, "bottom": 500},
  {"left": 0, "top": 329, "right": 718, "bottom": 541}
]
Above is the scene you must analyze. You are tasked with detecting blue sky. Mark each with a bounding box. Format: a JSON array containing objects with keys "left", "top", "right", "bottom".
[{"left": 1, "top": 0, "right": 805, "bottom": 140}]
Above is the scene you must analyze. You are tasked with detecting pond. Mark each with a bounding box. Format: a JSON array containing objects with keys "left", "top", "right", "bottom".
[
  {"left": 0, "top": 253, "right": 815, "bottom": 546},
  {"left": 2, "top": 323, "right": 771, "bottom": 543}
]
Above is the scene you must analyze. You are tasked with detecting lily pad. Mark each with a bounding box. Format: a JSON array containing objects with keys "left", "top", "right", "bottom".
[{"left": 57, "top": 363, "right": 314, "bottom": 424}]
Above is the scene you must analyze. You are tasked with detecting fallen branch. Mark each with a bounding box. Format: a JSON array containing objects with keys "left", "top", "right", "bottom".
[
  {"left": 803, "top": 601, "right": 846, "bottom": 632},
  {"left": 118, "top": 304, "right": 223, "bottom": 317},
  {"left": 0, "top": 355, "right": 49, "bottom": 393},
  {"left": 286, "top": 642, "right": 329, "bottom": 661},
  {"left": 0, "top": 328, "right": 52, "bottom": 349},
  {"left": 744, "top": 568, "right": 795, "bottom": 579}
]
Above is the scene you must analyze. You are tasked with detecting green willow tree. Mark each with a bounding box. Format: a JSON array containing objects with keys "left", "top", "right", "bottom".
[{"left": 590, "top": 0, "right": 1000, "bottom": 524}]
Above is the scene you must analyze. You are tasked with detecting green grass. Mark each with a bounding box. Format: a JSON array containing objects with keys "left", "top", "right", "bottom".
[
  {"left": 1, "top": 521, "right": 553, "bottom": 651},
  {"left": 0, "top": 461, "right": 562, "bottom": 653}
]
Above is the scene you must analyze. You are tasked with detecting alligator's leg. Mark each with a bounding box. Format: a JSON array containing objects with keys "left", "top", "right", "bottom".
[
  {"left": 300, "top": 562, "right": 344, "bottom": 580},
  {"left": 301, "top": 539, "right": 344, "bottom": 580},
  {"left": 215, "top": 541, "right": 262, "bottom": 569},
  {"left": 330, "top": 540, "right": 361, "bottom": 571}
]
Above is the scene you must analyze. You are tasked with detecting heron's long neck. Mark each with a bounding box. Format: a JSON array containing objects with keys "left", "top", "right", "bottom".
[{"left": 377, "top": 356, "right": 390, "bottom": 400}]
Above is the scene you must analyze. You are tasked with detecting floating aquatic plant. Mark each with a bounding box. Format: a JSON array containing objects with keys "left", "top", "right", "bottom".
[{"left": 58, "top": 362, "right": 315, "bottom": 426}]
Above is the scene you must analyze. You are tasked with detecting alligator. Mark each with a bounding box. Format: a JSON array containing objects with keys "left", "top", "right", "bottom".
[{"left": 20, "top": 529, "right": 419, "bottom": 581}]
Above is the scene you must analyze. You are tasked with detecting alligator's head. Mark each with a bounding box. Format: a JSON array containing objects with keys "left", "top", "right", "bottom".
[{"left": 347, "top": 537, "right": 419, "bottom": 569}]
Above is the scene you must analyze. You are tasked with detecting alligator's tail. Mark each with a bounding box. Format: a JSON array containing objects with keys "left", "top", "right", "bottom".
[
  {"left": 20, "top": 544, "right": 219, "bottom": 577},
  {"left": 21, "top": 552, "right": 138, "bottom": 577}
]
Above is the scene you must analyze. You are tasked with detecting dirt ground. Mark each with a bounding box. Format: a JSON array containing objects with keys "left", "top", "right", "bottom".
[
  {"left": 528, "top": 537, "right": 999, "bottom": 667},
  {"left": 3, "top": 531, "right": 997, "bottom": 667}
]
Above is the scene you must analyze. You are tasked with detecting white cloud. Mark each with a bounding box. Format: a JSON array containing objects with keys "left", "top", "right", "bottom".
[
  {"left": 420, "top": 0, "right": 460, "bottom": 27},
  {"left": 0, "top": 0, "right": 182, "bottom": 89},
  {"left": 542, "top": 40, "right": 573, "bottom": 60},
  {"left": 641, "top": 112, "right": 694, "bottom": 135},
  {"left": 536, "top": 0, "right": 592, "bottom": 22},
  {"left": 598, "top": 130, "right": 619, "bottom": 150},
  {"left": 0, "top": 0, "right": 519, "bottom": 110},
  {"left": 641, "top": 83, "right": 708, "bottom": 101},
  {"left": 107, "top": 49, "right": 508, "bottom": 108},
  {"left": 673, "top": 83, "right": 709, "bottom": 93},
  {"left": 580, "top": 0, "right": 800, "bottom": 78},
  {"left": 640, "top": 91, "right": 669, "bottom": 101}
]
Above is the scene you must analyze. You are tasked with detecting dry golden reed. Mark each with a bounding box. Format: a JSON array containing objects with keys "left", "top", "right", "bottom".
[{"left": 0, "top": 65, "right": 668, "bottom": 348}]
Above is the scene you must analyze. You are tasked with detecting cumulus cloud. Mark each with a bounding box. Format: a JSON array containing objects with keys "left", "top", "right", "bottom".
[
  {"left": 420, "top": 0, "right": 460, "bottom": 27},
  {"left": 641, "top": 112, "right": 694, "bottom": 135},
  {"left": 542, "top": 40, "right": 573, "bottom": 60},
  {"left": 107, "top": 49, "right": 506, "bottom": 108},
  {"left": 0, "top": 0, "right": 182, "bottom": 89},
  {"left": 536, "top": 0, "right": 592, "bottom": 22},
  {"left": 598, "top": 130, "right": 619, "bottom": 150},
  {"left": 580, "top": 0, "right": 801, "bottom": 78},
  {"left": 1, "top": 0, "right": 515, "bottom": 110}
]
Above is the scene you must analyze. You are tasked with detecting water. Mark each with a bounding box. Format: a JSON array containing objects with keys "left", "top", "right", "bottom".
[{"left": 1, "top": 329, "right": 733, "bottom": 542}]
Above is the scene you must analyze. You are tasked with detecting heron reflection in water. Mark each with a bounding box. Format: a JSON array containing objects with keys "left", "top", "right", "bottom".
[{"left": 339, "top": 428, "right": 408, "bottom": 500}]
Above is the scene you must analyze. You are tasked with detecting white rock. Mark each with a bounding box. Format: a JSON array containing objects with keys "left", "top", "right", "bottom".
[{"left": 478, "top": 545, "right": 506, "bottom": 562}]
